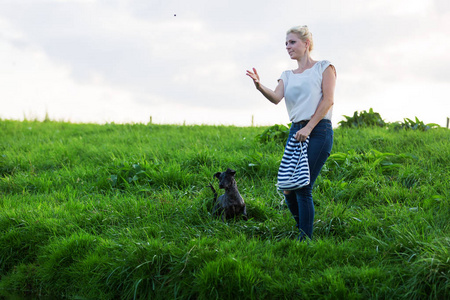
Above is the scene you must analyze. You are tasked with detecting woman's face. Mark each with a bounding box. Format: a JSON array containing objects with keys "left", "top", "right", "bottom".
[{"left": 285, "top": 33, "right": 308, "bottom": 60}]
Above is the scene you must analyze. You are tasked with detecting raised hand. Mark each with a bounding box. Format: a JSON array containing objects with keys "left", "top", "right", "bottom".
[{"left": 246, "top": 68, "right": 261, "bottom": 89}]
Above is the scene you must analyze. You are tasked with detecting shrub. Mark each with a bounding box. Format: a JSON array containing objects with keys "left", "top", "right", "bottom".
[
  {"left": 338, "top": 108, "right": 386, "bottom": 128},
  {"left": 389, "top": 117, "right": 440, "bottom": 131},
  {"left": 255, "top": 124, "right": 290, "bottom": 144}
]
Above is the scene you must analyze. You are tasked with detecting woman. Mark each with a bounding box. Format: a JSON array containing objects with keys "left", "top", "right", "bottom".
[{"left": 246, "top": 25, "right": 336, "bottom": 241}]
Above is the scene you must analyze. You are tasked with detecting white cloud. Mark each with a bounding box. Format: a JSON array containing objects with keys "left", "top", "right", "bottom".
[
  {"left": 0, "top": 0, "right": 449, "bottom": 127},
  {"left": 1, "top": 27, "right": 152, "bottom": 124}
]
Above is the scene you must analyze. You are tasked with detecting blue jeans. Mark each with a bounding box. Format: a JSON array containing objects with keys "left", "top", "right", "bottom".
[{"left": 283, "top": 119, "right": 333, "bottom": 241}]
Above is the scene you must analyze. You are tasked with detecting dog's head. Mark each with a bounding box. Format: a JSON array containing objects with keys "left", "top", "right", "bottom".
[{"left": 214, "top": 168, "right": 236, "bottom": 189}]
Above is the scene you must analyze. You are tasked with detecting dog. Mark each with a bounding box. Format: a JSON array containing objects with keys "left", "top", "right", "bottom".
[{"left": 209, "top": 168, "right": 248, "bottom": 221}]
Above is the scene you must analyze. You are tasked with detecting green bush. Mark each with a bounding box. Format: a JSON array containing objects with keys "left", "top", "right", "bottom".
[
  {"left": 338, "top": 109, "right": 444, "bottom": 132},
  {"left": 389, "top": 117, "right": 441, "bottom": 131},
  {"left": 338, "top": 108, "right": 386, "bottom": 128},
  {"left": 255, "top": 124, "right": 290, "bottom": 144}
]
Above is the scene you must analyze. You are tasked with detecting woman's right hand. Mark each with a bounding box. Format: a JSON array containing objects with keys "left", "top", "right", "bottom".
[
  {"left": 246, "top": 68, "right": 284, "bottom": 105},
  {"left": 246, "top": 68, "right": 261, "bottom": 90}
]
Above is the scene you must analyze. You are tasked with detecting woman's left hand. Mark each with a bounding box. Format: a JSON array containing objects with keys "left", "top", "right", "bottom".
[{"left": 295, "top": 126, "right": 312, "bottom": 142}]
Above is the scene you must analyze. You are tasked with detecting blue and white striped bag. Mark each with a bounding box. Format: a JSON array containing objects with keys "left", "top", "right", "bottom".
[{"left": 276, "top": 136, "right": 310, "bottom": 190}]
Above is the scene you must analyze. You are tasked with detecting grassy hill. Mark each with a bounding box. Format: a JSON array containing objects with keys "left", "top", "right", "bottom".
[{"left": 0, "top": 119, "right": 448, "bottom": 299}]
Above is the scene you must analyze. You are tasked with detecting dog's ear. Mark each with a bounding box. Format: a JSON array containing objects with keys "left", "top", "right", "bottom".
[
  {"left": 213, "top": 172, "right": 221, "bottom": 179},
  {"left": 226, "top": 168, "right": 236, "bottom": 176}
]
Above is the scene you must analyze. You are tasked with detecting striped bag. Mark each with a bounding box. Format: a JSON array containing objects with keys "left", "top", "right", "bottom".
[{"left": 276, "top": 136, "right": 310, "bottom": 190}]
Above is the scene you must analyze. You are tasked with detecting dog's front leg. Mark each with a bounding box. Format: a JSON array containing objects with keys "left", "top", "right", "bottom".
[{"left": 242, "top": 206, "right": 248, "bottom": 221}]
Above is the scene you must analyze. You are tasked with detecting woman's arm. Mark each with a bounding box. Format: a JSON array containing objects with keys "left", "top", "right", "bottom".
[
  {"left": 246, "top": 68, "right": 284, "bottom": 104},
  {"left": 294, "top": 65, "right": 336, "bottom": 141}
]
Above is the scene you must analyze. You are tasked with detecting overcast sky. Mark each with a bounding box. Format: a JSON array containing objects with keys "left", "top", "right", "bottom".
[{"left": 1, "top": 0, "right": 449, "bottom": 126}]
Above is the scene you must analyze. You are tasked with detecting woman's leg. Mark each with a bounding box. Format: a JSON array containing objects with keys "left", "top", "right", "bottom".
[
  {"left": 307, "top": 120, "right": 333, "bottom": 188},
  {"left": 283, "top": 122, "right": 301, "bottom": 228},
  {"left": 284, "top": 190, "right": 299, "bottom": 229},
  {"left": 283, "top": 122, "right": 301, "bottom": 229},
  {"left": 285, "top": 120, "right": 333, "bottom": 240}
]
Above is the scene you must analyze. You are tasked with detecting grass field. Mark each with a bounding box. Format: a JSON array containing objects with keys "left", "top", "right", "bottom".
[{"left": 0, "top": 119, "right": 449, "bottom": 299}]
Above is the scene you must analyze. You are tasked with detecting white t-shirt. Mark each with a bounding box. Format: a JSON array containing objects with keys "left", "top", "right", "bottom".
[{"left": 279, "top": 60, "right": 334, "bottom": 123}]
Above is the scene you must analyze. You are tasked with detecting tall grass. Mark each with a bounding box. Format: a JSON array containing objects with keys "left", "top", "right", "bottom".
[{"left": 0, "top": 119, "right": 449, "bottom": 299}]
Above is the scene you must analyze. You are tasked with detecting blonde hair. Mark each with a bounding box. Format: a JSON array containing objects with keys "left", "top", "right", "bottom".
[{"left": 286, "top": 25, "right": 314, "bottom": 52}]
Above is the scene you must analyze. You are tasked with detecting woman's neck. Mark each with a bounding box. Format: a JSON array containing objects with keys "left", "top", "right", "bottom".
[{"left": 294, "top": 55, "right": 315, "bottom": 73}]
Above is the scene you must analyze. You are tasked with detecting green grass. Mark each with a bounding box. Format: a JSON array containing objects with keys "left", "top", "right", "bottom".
[{"left": 0, "top": 119, "right": 449, "bottom": 299}]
